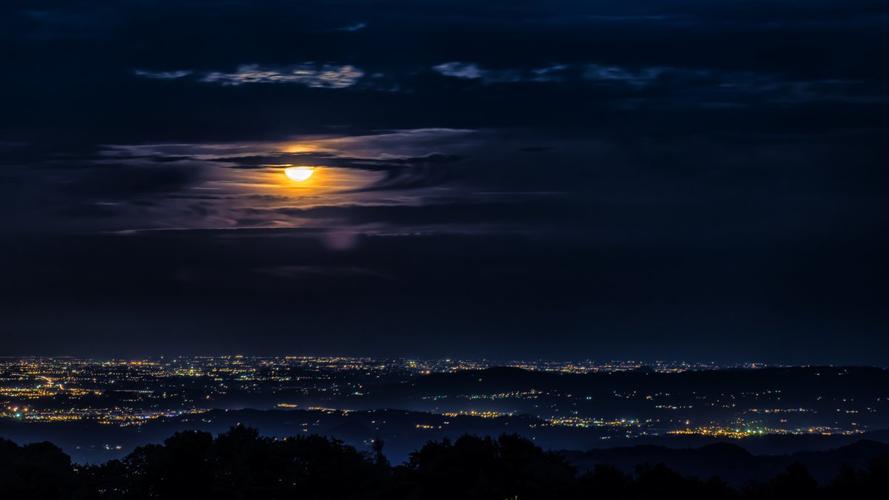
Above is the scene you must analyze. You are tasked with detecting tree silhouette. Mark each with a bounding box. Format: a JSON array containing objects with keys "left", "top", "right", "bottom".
[{"left": 1, "top": 429, "right": 888, "bottom": 499}]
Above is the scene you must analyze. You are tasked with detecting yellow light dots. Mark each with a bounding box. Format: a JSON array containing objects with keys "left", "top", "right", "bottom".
[{"left": 284, "top": 166, "right": 316, "bottom": 182}]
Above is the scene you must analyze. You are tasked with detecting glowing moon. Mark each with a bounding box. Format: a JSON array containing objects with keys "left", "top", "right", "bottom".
[{"left": 284, "top": 166, "right": 315, "bottom": 182}]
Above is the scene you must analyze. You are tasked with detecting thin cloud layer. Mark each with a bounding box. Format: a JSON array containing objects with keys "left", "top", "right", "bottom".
[
  {"left": 199, "top": 64, "right": 364, "bottom": 88},
  {"left": 134, "top": 64, "right": 365, "bottom": 88},
  {"left": 133, "top": 69, "right": 192, "bottom": 80}
]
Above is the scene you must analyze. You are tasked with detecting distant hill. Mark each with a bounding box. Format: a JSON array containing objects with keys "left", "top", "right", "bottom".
[
  {"left": 372, "top": 366, "right": 889, "bottom": 400},
  {"left": 3, "top": 406, "right": 889, "bottom": 465}
]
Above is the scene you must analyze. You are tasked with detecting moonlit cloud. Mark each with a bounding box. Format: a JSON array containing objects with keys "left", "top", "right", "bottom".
[
  {"left": 433, "top": 62, "right": 485, "bottom": 79},
  {"left": 432, "top": 62, "right": 522, "bottom": 83},
  {"left": 133, "top": 64, "right": 365, "bottom": 89},
  {"left": 583, "top": 64, "right": 665, "bottom": 87},
  {"left": 531, "top": 64, "right": 569, "bottom": 82},
  {"left": 432, "top": 61, "right": 665, "bottom": 86},
  {"left": 200, "top": 64, "right": 364, "bottom": 88},
  {"left": 71, "top": 128, "right": 490, "bottom": 234},
  {"left": 338, "top": 22, "right": 367, "bottom": 32},
  {"left": 133, "top": 69, "right": 192, "bottom": 80}
]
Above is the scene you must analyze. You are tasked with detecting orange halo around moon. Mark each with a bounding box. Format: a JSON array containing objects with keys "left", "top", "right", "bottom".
[{"left": 284, "top": 166, "right": 315, "bottom": 182}]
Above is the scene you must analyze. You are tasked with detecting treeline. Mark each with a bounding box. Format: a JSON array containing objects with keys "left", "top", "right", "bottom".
[{"left": 2, "top": 426, "right": 888, "bottom": 499}]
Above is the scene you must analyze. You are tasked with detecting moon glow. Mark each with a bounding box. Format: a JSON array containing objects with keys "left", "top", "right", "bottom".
[{"left": 284, "top": 166, "right": 315, "bottom": 182}]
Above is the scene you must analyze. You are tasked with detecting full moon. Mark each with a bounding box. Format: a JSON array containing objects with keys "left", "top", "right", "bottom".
[{"left": 284, "top": 166, "right": 315, "bottom": 182}]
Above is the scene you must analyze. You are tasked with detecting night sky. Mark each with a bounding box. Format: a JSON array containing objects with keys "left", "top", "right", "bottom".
[{"left": 1, "top": 1, "right": 888, "bottom": 363}]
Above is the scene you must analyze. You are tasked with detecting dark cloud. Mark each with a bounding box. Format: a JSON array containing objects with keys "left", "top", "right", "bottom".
[
  {"left": 2, "top": 0, "right": 888, "bottom": 143},
  {"left": 61, "top": 164, "right": 201, "bottom": 198}
]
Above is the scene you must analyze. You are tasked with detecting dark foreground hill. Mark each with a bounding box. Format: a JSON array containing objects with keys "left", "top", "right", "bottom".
[
  {"left": 2, "top": 426, "right": 889, "bottom": 499},
  {"left": 563, "top": 440, "right": 889, "bottom": 486}
]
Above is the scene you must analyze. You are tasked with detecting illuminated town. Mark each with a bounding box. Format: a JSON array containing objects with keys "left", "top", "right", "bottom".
[{"left": 1, "top": 356, "right": 885, "bottom": 463}]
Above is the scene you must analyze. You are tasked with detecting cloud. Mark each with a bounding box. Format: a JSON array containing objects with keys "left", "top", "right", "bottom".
[
  {"left": 432, "top": 62, "right": 522, "bottom": 83},
  {"left": 433, "top": 62, "right": 485, "bottom": 79},
  {"left": 50, "top": 163, "right": 203, "bottom": 209},
  {"left": 199, "top": 64, "right": 364, "bottom": 88},
  {"left": 133, "top": 69, "right": 192, "bottom": 80},
  {"left": 531, "top": 64, "right": 569, "bottom": 82},
  {"left": 6, "top": 0, "right": 888, "bottom": 146},
  {"left": 431, "top": 61, "right": 665, "bottom": 87},
  {"left": 338, "top": 22, "right": 367, "bottom": 32},
  {"left": 133, "top": 64, "right": 365, "bottom": 89},
  {"left": 102, "top": 129, "right": 480, "bottom": 165},
  {"left": 583, "top": 64, "right": 666, "bottom": 88},
  {"left": 339, "top": 153, "right": 463, "bottom": 193}
]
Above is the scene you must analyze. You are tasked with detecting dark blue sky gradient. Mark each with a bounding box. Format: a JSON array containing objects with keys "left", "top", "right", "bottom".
[{"left": 1, "top": 1, "right": 888, "bottom": 363}]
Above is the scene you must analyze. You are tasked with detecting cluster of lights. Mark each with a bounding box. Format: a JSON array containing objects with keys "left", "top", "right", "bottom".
[
  {"left": 668, "top": 425, "right": 865, "bottom": 439},
  {"left": 0, "top": 357, "right": 880, "bottom": 439},
  {"left": 441, "top": 410, "right": 514, "bottom": 419}
]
